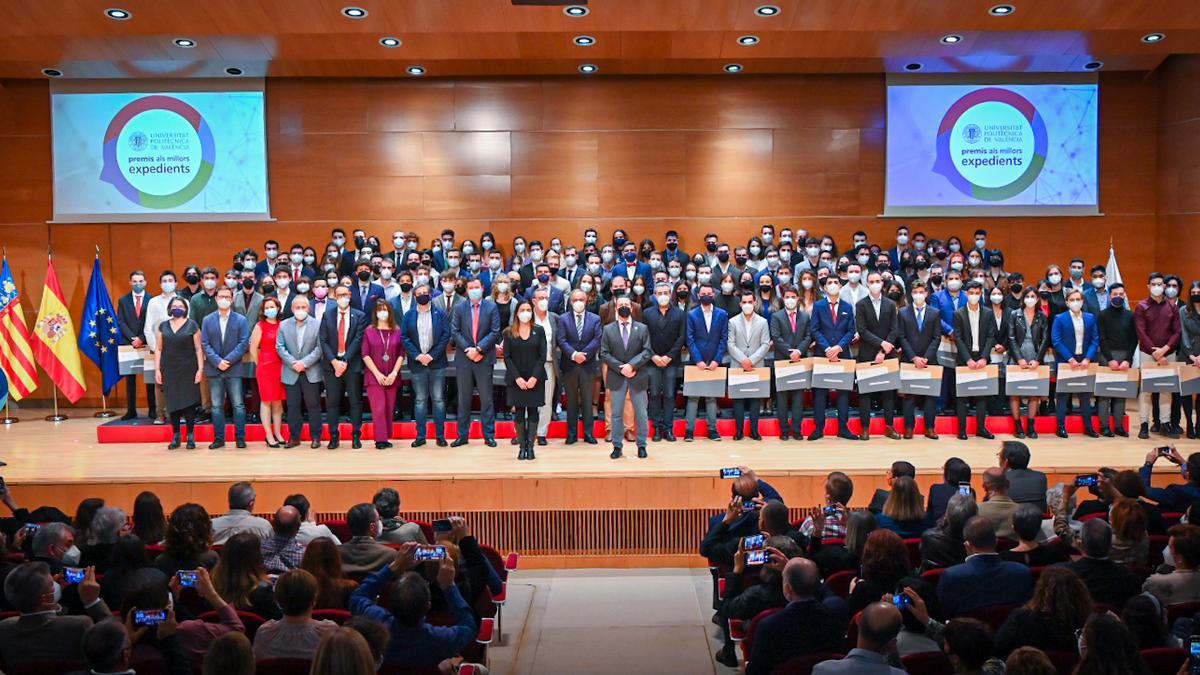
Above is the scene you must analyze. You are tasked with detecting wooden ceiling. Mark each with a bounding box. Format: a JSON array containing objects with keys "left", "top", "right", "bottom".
[{"left": 1, "top": 0, "right": 1197, "bottom": 79}]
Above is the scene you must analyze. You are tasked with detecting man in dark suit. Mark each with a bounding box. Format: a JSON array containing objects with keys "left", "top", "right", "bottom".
[
  {"left": 282, "top": 243, "right": 317, "bottom": 285},
  {"left": 745, "top": 557, "right": 848, "bottom": 675},
  {"left": 660, "top": 230, "right": 688, "bottom": 265},
  {"left": 614, "top": 245, "right": 653, "bottom": 288},
  {"left": 200, "top": 287, "right": 251, "bottom": 449},
  {"left": 557, "top": 289, "right": 602, "bottom": 445},
  {"left": 400, "top": 284, "right": 451, "bottom": 447},
  {"left": 685, "top": 285, "right": 729, "bottom": 441},
  {"left": 450, "top": 279, "right": 502, "bottom": 447},
  {"left": 898, "top": 280, "right": 943, "bottom": 440},
  {"left": 600, "top": 296, "right": 653, "bottom": 459},
  {"left": 937, "top": 516, "right": 1032, "bottom": 617},
  {"left": 1054, "top": 518, "right": 1143, "bottom": 609},
  {"left": 321, "top": 285, "right": 367, "bottom": 449},
  {"left": 953, "top": 281, "right": 997, "bottom": 440},
  {"left": 523, "top": 263, "right": 565, "bottom": 314},
  {"left": 254, "top": 239, "right": 282, "bottom": 280},
  {"left": 999, "top": 441, "right": 1048, "bottom": 511},
  {"left": 643, "top": 282, "right": 687, "bottom": 442},
  {"left": 770, "top": 286, "right": 813, "bottom": 441},
  {"left": 886, "top": 225, "right": 911, "bottom": 272},
  {"left": 0, "top": 562, "right": 113, "bottom": 667},
  {"left": 116, "top": 270, "right": 156, "bottom": 420},
  {"left": 1097, "top": 282, "right": 1135, "bottom": 437},
  {"left": 430, "top": 228, "right": 456, "bottom": 273},
  {"left": 350, "top": 261, "right": 385, "bottom": 314},
  {"left": 855, "top": 271, "right": 902, "bottom": 441},
  {"left": 809, "top": 276, "right": 857, "bottom": 441}
]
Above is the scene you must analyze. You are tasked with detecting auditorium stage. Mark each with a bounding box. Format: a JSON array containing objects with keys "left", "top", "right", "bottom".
[{"left": 0, "top": 408, "right": 1189, "bottom": 567}]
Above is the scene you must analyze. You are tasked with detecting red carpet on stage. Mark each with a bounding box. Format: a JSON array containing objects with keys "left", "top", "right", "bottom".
[{"left": 95, "top": 415, "right": 1125, "bottom": 444}]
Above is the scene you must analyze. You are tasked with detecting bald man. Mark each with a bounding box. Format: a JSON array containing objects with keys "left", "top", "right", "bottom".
[
  {"left": 811, "top": 602, "right": 905, "bottom": 674},
  {"left": 746, "top": 557, "right": 847, "bottom": 675},
  {"left": 262, "top": 505, "right": 306, "bottom": 573}
]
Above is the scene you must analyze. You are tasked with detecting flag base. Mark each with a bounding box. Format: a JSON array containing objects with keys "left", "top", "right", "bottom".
[
  {"left": 44, "top": 413, "right": 68, "bottom": 422},
  {"left": 93, "top": 410, "right": 116, "bottom": 418},
  {"left": 0, "top": 417, "right": 17, "bottom": 425}
]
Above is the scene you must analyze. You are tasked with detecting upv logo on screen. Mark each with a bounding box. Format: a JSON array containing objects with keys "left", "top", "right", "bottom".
[
  {"left": 100, "top": 95, "right": 215, "bottom": 209},
  {"left": 933, "top": 87, "right": 1048, "bottom": 202}
]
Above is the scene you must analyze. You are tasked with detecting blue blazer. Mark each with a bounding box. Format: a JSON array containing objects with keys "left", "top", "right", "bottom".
[
  {"left": 613, "top": 261, "right": 653, "bottom": 287},
  {"left": 477, "top": 268, "right": 506, "bottom": 296},
  {"left": 523, "top": 285, "right": 565, "bottom": 315},
  {"left": 937, "top": 555, "right": 1032, "bottom": 617},
  {"left": 1051, "top": 311, "right": 1100, "bottom": 362},
  {"left": 199, "top": 311, "right": 251, "bottom": 378},
  {"left": 933, "top": 288, "right": 968, "bottom": 336},
  {"left": 556, "top": 311, "right": 602, "bottom": 374},
  {"left": 401, "top": 306, "right": 451, "bottom": 370},
  {"left": 350, "top": 282, "right": 386, "bottom": 314},
  {"left": 686, "top": 306, "right": 729, "bottom": 365},
  {"left": 809, "top": 298, "right": 855, "bottom": 353},
  {"left": 450, "top": 298, "right": 502, "bottom": 365}
]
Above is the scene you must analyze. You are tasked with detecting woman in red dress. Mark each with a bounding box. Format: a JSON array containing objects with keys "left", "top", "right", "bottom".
[{"left": 250, "top": 296, "right": 285, "bottom": 447}]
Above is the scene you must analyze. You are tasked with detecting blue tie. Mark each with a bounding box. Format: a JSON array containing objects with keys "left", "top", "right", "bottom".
[{"left": 917, "top": 308, "right": 924, "bottom": 331}]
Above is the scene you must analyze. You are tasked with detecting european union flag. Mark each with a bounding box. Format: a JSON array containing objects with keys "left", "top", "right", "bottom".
[
  {"left": 0, "top": 366, "right": 7, "bottom": 410},
  {"left": 79, "top": 257, "right": 124, "bottom": 396}
]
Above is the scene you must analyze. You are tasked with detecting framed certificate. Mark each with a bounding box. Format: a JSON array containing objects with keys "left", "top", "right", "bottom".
[
  {"left": 1005, "top": 365, "right": 1051, "bottom": 397},
  {"left": 728, "top": 368, "right": 772, "bottom": 399},
  {"left": 899, "top": 363, "right": 943, "bottom": 395},
  {"left": 773, "top": 359, "right": 812, "bottom": 392},
  {"left": 855, "top": 359, "right": 901, "bottom": 393},
  {"left": 811, "top": 357, "right": 855, "bottom": 391},
  {"left": 683, "top": 366, "right": 727, "bottom": 397},
  {"left": 956, "top": 365, "right": 1000, "bottom": 397}
]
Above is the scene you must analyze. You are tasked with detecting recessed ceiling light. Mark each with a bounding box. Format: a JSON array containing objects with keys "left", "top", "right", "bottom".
[
  {"left": 1083, "top": 61, "right": 1103, "bottom": 70},
  {"left": 173, "top": 38, "right": 196, "bottom": 48},
  {"left": 904, "top": 62, "right": 923, "bottom": 71},
  {"left": 578, "top": 63, "right": 598, "bottom": 74},
  {"left": 738, "top": 35, "right": 760, "bottom": 46},
  {"left": 224, "top": 67, "right": 244, "bottom": 76},
  {"left": 755, "top": 5, "right": 780, "bottom": 17},
  {"left": 940, "top": 34, "right": 963, "bottom": 45},
  {"left": 104, "top": 7, "right": 131, "bottom": 20},
  {"left": 379, "top": 37, "right": 401, "bottom": 48},
  {"left": 407, "top": 66, "right": 426, "bottom": 76},
  {"left": 573, "top": 35, "right": 595, "bottom": 46},
  {"left": 1141, "top": 32, "right": 1166, "bottom": 43},
  {"left": 988, "top": 4, "right": 1015, "bottom": 16},
  {"left": 724, "top": 63, "right": 743, "bottom": 73},
  {"left": 341, "top": 6, "right": 368, "bottom": 19},
  {"left": 41, "top": 68, "right": 63, "bottom": 78},
  {"left": 564, "top": 5, "right": 589, "bottom": 17}
]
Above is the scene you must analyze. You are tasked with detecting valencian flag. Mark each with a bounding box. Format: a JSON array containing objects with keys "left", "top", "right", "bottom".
[
  {"left": 32, "top": 255, "right": 87, "bottom": 403},
  {"left": 79, "top": 255, "right": 124, "bottom": 396},
  {"left": 0, "top": 255, "right": 38, "bottom": 401}
]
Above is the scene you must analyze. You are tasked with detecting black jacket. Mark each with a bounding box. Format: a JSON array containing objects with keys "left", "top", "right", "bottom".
[
  {"left": 919, "top": 527, "right": 965, "bottom": 572},
  {"left": 1008, "top": 307, "right": 1051, "bottom": 363},
  {"left": 642, "top": 304, "right": 687, "bottom": 363},
  {"left": 1098, "top": 306, "right": 1139, "bottom": 363},
  {"left": 1054, "top": 557, "right": 1143, "bottom": 609}
]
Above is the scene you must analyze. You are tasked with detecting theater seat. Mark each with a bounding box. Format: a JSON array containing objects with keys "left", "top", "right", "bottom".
[
  {"left": 379, "top": 663, "right": 442, "bottom": 675},
  {"left": 920, "top": 567, "right": 946, "bottom": 588},
  {"left": 257, "top": 657, "right": 312, "bottom": 675},
  {"left": 1043, "top": 650, "right": 1079, "bottom": 673},
  {"left": 1140, "top": 646, "right": 1186, "bottom": 673},
  {"left": 738, "top": 607, "right": 784, "bottom": 662},
  {"left": 960, "top": 603, "right": 1019, "bottom": 630},
  {"left": 901, "top": 650, "right": 955, "bottom": 675},
  {"left": 825, "top": 569, "right": 855, "bottom": 598},
  {"left": 312, "top": 608, "right": 351, "bottom": 624},
  {"left": 7, "top": 662, "right": 85, "bottom": 675},
  {"left": 198, "top": 609, "right": 266, "bottom": 640},
  {"left": 319, "top": 519, "right": 352, "bottom": 542},
  {"left": 903, "top": 538, "right": 922, "bottom": 568},
  {"left": 769, "top": 651, "right": 843, "bottom": 675},
  {"left": 1149, "top": 534, "right": 1169, "bottom": 568},
  {"left": 1166, "top": 600, "right": 1200, "bottom": 625}
]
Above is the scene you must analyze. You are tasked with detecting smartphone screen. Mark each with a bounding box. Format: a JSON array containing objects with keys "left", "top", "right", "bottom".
[
  {"left": 746, "top": 550, "right": 768, "bottom": 566},
  {"left": 415, "top": 545, "right": 447, "bottom": 562},
  {"left": 957, "top": 485, "right": 972, "bottom": 496},
  {"left": 893, "top": 593, "right": 911, "bottom": 609},
  {"left": 1190, "top": 635, "right": 1200, "bottom": 675},
  {"left": 178, "top": 570, "right": 198, "bottom": 587},
  {"left": 1074, "top": 475, "right": 1098, "bottom": 488},
  {"left": 742, "top": 534, "right": 765, "bottom": 551},
  {"left": 720, "top": 468, "right": 742, "bottom": 479},
  {"left": 823, "top": 505, "right": 838, "bottom": 516},
  {"left": 134, "top": 609, "right": 167, "bottom": 625},
  {"left": 1159, "top": 446, "right": 1174, "bottom": 457},
  {"left": 432, "top": 519, "right": 453, "bottom": 533},
  {"left": 64, "top": 567, "right": 86, "bottom": 584},
  {"left": 742, "top": 500, "right": 760, "bottom": 511}
]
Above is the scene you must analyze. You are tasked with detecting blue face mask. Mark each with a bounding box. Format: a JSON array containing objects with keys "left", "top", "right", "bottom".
[
  {"left": 467, "top": 288, "right": 484, "bottom": 301},
  {"left": 624, "top": 251, "right": 638, "bottom": 264},
  {"left": 1109, "top": 296, "right": 1124, "bottom": 309}
]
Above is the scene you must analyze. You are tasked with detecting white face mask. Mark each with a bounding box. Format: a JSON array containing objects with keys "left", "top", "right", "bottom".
[
  {"left": 572, "top": 300, "right": 587, "bottom": 313},
  {"left": 947, "top": 279, "right": 962, "bottom": 292},
  {"left": 633, "top": 285, "right": 645, "bottom": 295},
  {"left": 801, "top": 279, "right": 814, "bottom": 290},
  {"left": 1024, "top": 296, "right": 1039, "bottom": 308},
  {"left": 1091, "top": 277, "right": 1105, "bottom": 289},
  {"left": 275, "top": 277, "right": 290, "bottom": 289},
  {"left": 294, "top": 309, "right": 309, "bottom": 321},
  {"left": 721, "top": 282, "right": 735, "bottom": 293},
  {"left": 868, "top": 281, "right": 883, "bottom": 295},
  {"left": 336, "top": 296, "right": 351, "bottom": 309},
  {"left": 1068, "top": 300, "right": 1083, "bottom": 312},
  {"left": 1047, "top": 273, "right": 1062, "bottom": 285},
  {"left": 783, "top": 297, "right": 798, "bottom": 310},
  {"left": 1150, "top": 284, "right": 1165, "bottom": 297},
  {"left": 966, "top": 293, "right": 981, "bottom": 306},
  {"left": 496, "top": 282, "right": 510, "bottom": 294},
  {"left": 216, "top": 298, "right": 232, "bottom": 310},
  {"left": 990, "top": 293, "right": 1004, "bottom": 305},
  {"left": 826, "top": 284, "right": 840, "bottom": 297},
  {"left": 565, "top": 255, "right": 577, "bottom": 267},
  {"left": 517, "top": 311, "right": 533, "bottom": 323},
  {"left": 380, "top": 269, "right": 393, "bottom": 280},
  {"left": 911, "top": 293, "right": 926, "bottom": 305},
  {"left": 656, "top": 294, "right": 671, "bottom": 307},
  {"left": 748, "top": 246, "right": 761, "bottom": 256},
  {"left": 202, "top": 278, "right": 217, "bottom": 290},
  {"left": 669, "top": 267, "right": 682, "bottom": 278},
  {"left": 580, "top": 282, "right": 593, "bottom": 293},
  {"left": 489, "top": 259, "right": 502, "bottom": 271},
  {"left": 949, "top": 243, "right": 961, "bottom": 253},
  {"left": 536, "top": 299, "right": 549, "bottom": 312},
  {"left": 698, "top": 273, "right": 712, "bottom": 284},
  {"left": 896, "top": 234, "right": 909, "bottom": 245},
  {"left": 530, "top": 250, "right": 544, "bottom": 263},
  {"left": 377, "top": 311, "right": 390, "bottom": 321},
  {"left": 741, "top": 303, "right": 756, "bottom": 315}
]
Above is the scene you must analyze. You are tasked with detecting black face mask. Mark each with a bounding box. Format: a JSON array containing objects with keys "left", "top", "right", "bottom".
[
  {"left": 242, "top": 278, "right": 256, "bottom": 291},
  {"left": 699, "top": 295, "right": 714, "bottom": 306},
  {"left": 1191, "top": 295, "right": 1200, "bottom": 304},
  {"left": 887, "top": 291, "right": 904, "bottom": 302},
  {"left": 759, "top": 285, "right": 772, "bottom": 295},
  {"left": 706, "top": 242, "right": 717, "bottom": 253},
  {"left": 741, "top": 279, "right": 755, "bottom": 290},
  {"left": 914, "top": 259, "right": 929, "bottom": 270},
  {"left": 262, "top": 284, "right": 275, "bottom": 295},
  {"left": 613, "top": 237, "right": 627, "bottom": 249},
  {"left": 399, "top": 283, "right": 413, "bottom": 293},
  {"left": 1038, "top": 290, "right": 1052, "bottom": 300},
  {"left": 1010, "top": 283, "right": 1024, "bottom": 294},
  {"left": 416, "top": 294, "right": 431, "bottom": 306},
  {"left": 930, "top": 275, "right": 944, "bottom": 286},
  {"left": 185, "top": 273, "right": 200, "bottom": 284},
  {"left": 357, "top": 270, "right": 372, "bottom": 282},
  {"left": 676, "top": 290, "right": 690, "bottom": 300},
  {"left": 989, "top": 256, "right": 1003, "bottom": 267},
  {"left": 355, "top": 236, "right": 366, "bottom": 248},
  {"left": 717, "top": 252, "right": 730, "bottom": 263},
  {"left": 617, "top": 306, "right": 632, "bottom": 319},
  {"left": 735, "top": 256, "right": 748, "bottom": 266},
  {"left": 666, "top": 242, "right": 677, "bottom": 250}
]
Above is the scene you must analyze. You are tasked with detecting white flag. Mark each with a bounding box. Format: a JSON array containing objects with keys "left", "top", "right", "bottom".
[{"left": 1105, "top": 243, "right": 1122, "bottom": 286}]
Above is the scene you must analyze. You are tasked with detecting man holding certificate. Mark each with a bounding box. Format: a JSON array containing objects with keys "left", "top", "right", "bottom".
[
  {"left": 898, "top": 280, "right": 941, "bottom": 440},
  {"left": 727, "top": 291, "right": 771, "bottom": 440},
  {"left": 685, "top": 285, "right": 729, "bottom": 442},
  {"left": 808, "top": 276, "right": 857, "bottom": 441},
  {"left": 1051, "top": 289, "right": 1100, "bottom": 439},
  {"left": 854, "top": 271, "right": 902, "bottom": 440},
  {"left": 1097, "top": 283, "right": 1136, "bottom": 437},
  {"left": 953, "top": 281, "right": 996, "bottom": 441},
  {"left": 770, "top": 286, "right": 813, "bottom": 441}
]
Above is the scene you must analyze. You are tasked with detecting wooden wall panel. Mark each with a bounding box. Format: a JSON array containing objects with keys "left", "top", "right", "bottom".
[{"left": 0, "top": 70, "right": 1174, "bottom": 408}]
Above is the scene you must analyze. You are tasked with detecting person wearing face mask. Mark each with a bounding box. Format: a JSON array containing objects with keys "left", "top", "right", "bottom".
[
  {"left": 600, "top": 276, "right": 643, "bottom": 443},
  {"left": 840, "top": 263, "right": 867, "bottom": 306},
  {"left": 0, "top": 559, "right": 115, "bottom": 666},
  {"left": 527, "top": 288, "right": 561, "bottom": 447},
  {"left": 143, "top": 271, "right": 180, "bottom": 426},
  {"left": 508, "top": 236, "right": 528, "bottom": 271},
  {"left": 1050, "top": 289, "right": 1100, "bottom": 438},
  {"left": 1004, "top": 273, "right": 1026, "bottom": 311},
  {"left": 1173, "top": 281, "right": 1200, "bottom": 440},
  {"left": 887, "top": 226, "right": 911, "bottom": 272},
  {"left": 273, "top": 269, "right": 297, "bottom": 322},
  {"left": 727, "top": 291, "right": 771, "bottom": 441},
  {"left": 1081, "top": 265, "right": 1108, "bottom": 315},
  {"left": 319, "top": 285, "right": 367, "bottom": 450},
  {"left": 478, "top": 251, "right": 506, "bottom": 296},
  {"left": 638, "top": 283, "right": 687, "bottom": 443},
  {"left": 187, "top": 266, "right": 222, "bottom": 420},
  {"left": 685, "top": 285, "right": 729, "bottom": 442},
  {"left": 808, "top": 276, "right": 858, "bottom": 441},
  {"left": 965, "top": 251, "right": 983, "bottom": 273},
  {"left": 755, "top": 276, "right": 780, "bottom": 320},
  {"left": 854, "top": 271, "right": 902, "bottom": 441},
  {"left": 401, "top": 283, "right": 451, "bottom": 448},
  {"left": 329, "top": 228, "right": 352, "bottom": 275},
  {"left": 375, "top": 259, "right": 400, "bottom": 302},
  {"left": 1135, "top": 272, "right": 1183, "bottom": 440},
  {"left": 360, "top": 300, "right": 404, "bottom": 451},
  {"left": 116, "top": 270, "right": 157, "bottom": 421},
  {"left": 1096, "top": 283, "right": 1136, "bottom": 438},
  {"left": 558, "top": 246, "right": 583, "bottom": 289},
  {"left": 504, "top": 300, "right": 547, "bottom": 460},
  {"left": 953, "top": 281, "right": 998, "bottom": 441},
  {"left": 1042, "top": 264, "right": 1068, "bottom": 317},
  {"left": 616, "top": 244, "right": 653, "bottom": 290},
  {"left": 233, "top": 268, "right": 264, "bottom": 324},
  {"left": 430, "top": 228, "right": 456, "bottom": 273},
  {"left": 450, "top": 279, "right": 503, "bottom": 448},
  {"left": 524, "top": 263, "right": 565, "bottom": 314},
  {"left": 896, "top": 280, "right": 942, "bottom": 440},
  {"left": 1064, "top": 258, "right": 1087, "bottom": 292},
  {"left": 284, "top": 244, "right": 315, "bottom": 285},
  {"left": 1007, "top": 287, "right": 1051, "bottom": 439},
  {"left": 278, "top": 296, "right": 325, "bottom": 449},
  {"left": 601, "top": 296, "right": 654, "bottom": 459},
  {"left": 156, "top": 296, "right": 204, "bottom": 450},
  {"left": 793, "top": 238, "right": 826, "bottom": 276},
  {"left": 662, "top": 230, "right": 688, "bottom": 264},
  {"left": 348, "top": 262, "right": 385, "bottom": 315},
  {"left": 249, "top": 297, "right": 286, "bottom": 448},
  {"left": 556, "top": 289, "right": 603, "bottom": 445},
  {"left": 386, "top": 229, "right": 408, "bottom": 266},
  {"left": 310, "top": 279, "right": 332, "bottom": 322},
  {"left": 200, "top": 287, "right": 252, "bottom": 450},
  {"left": 984, "top": 284, "right": 1012, "bottom": 417},
  {"left": 985, "top": 252, "right": 1007, "bottom": 291},
  {"left": 769, "top": 286, "right": 813, "bottom": 440},
  {"left": 715, "top": 273, "right": 740, "bottom": 317},
  {"left": 1165, "top": 274, "right": 1184, "bottom": 310},
  {"left": 744, "top": 237, "right": 766, "bottom": 272}
]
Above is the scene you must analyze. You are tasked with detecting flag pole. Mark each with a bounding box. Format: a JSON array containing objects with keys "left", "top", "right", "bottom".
[
  {"left": 1, "top": 401, "right": 16, "bottom": 425},
  {"left": 44, "top": 386, "right": 67, "bottom": 422},
  {"left": 91, "top": 245, "right": 115, "bottom": 419}
]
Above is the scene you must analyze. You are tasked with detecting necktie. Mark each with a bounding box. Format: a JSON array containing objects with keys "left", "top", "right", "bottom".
[
  {"left": 576, "top": 313, "right": 584, "bottom": 338},
  {"left": 789, "top": 311, "right": 796, "bottom": 333},
  {"left": 134, "top": 295, "right": 142, "bottom": 317},
  {"left": 917, "top": 308, "right": 924, "bottom": 331},
  {"left": 831, "top": 302, "right": 837, "bottom": 323},
  {"left": 361, "top": 286, "right": 369, "bottom": 309},
  {"left": 337, "top": 311, "right": 347, "bottom": 354},
  {"left": 294, "top": 267, "right": 300, "bottom": 282},
  {"left": 472, "top": 304, "right": 480, "bottom": 343},
  {"left": 621, "top": 322, "right": 629, "bottom": 348}
]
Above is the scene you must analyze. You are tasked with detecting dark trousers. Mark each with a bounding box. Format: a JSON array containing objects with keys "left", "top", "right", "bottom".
[
  {"left": 562, "top": 367, "right": 595, "bottom": 439},
  {"left": 286, "top": 378, "right": 323, "bottom": 441},
  {"left": 775, "top": 389, "right": 805, "bottom": 435},
  {"left": 647, "top": 363, "right": 678, "bottom": 432},
  {"left": 325, "top": 369, "right": 364, "bottom": 438},
  {"left": 124, "top": 374, "right": 156, "bottom": 415},
  {"left": 1097, "top": 396, "right": 1127, "bottom": 432},
  {"left": 903, "top": 394, "right": 937, "bottom": 430},
  {"left": 1057, "top": 392, "right": 1094, "bottom": 431},
  {"left": 956, "top": 395, "right": 988, "bottom": 432},
  {"left": 813, "top": 388, "right": 850, "bottom": 431},
  {"left": 733, "top": 398, "right": 761, "bottom": 431},
  {"left": 859, "top": 390, "right": 896, "bottom": 426},
  {"left": 456, "top": 360, "right": 496, "bottom": 440},
  {"left": 169, "top": 404, "right": 196, "bottom": 437},
  {"left": 1172, "top": 393, "right": 1195, "bottom": 431}
]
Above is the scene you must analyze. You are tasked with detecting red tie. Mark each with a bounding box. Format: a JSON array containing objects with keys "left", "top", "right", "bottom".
[
  {"left": 789, "top": 311, "right": 796, "bottom": 333},
  {"left": 294, "top": 267, "right": 300, "bottom": 282},
  {"left": 472, "top": 304, "right": 480, "bottom": 343},
  {"left": 831, "top": 302, "right": 837, "bottom": 323},
  {"left": 337, "top": 311, "right": 347, "bottom": 354},
  {"left": 134, "top": 295, "right": 142, "bottom": 317}
]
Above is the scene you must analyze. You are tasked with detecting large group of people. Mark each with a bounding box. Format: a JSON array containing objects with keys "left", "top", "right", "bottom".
[
  {"left": 701, "top": 442, "right": 1200, "bottom": 674},
  {"left": 116, "top": 225, "right": 1200, "bottom": 459},
  {"left": 0, "top": 480, "right": 502, "bottom": 674}
]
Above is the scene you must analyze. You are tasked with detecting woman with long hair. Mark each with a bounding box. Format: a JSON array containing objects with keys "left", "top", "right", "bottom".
[
  {"left": 202, "top": 631, "right": 255, "bottom": 675},
  {"left": 300, "top": 537, "right": 359, "bottom": 609},
  {"left": 797, "top": 269, "right": 820, "bottom": 314},
  {"left": 504, "top": 300, "right": 547, "bottom": 461},
  {"left": 1072, "top": 613, "right": 1149, "bottom": 675},
  {"left": 155, "top": 295, "right": 204, "bottom": 449},
  {"left": 877, "top": 477, "right": 934, "bottom": 538},
  {"left": 310, "top": 626, "right": 376, "bottom": 675},
  {"left": 73, "top": 498, "right": 105, "bottom": 548},
  {"left": 131, "top": 490, "right": 166, "bottom": 546},
  {"left": 362, "top": 299, "right": 404, "bottom": 450},
  {"left": 994, "top": 566, "right": 1093, "bottom": 658},
  {"left": 813, "top": 511, "right": 877, "bottom": 578},
  {"left": 1008, "top": 285, "right": 1051, "bottom": 438},
  {"left": 100, "top": 534, "right": 163, "bottom": 610},
  {"left": 155, "top": 502, "right": 218, "bottom": 578},
  {"left": 847, "top": 529, "right": 912, "bottom": 616},
  {"left": 250, "top": 295, "right": 285, "bottom": 447},
  {"left": 1109, "top": 497, "right": 1149, "bottom": 568},
  {"left": 211, "top": 531, "right": 281, "bottom": 620}
]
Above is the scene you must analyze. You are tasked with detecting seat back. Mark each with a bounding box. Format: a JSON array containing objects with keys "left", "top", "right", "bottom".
[
  {"left": 319, "top": 519, "right": 353, "bottom": 542},
  {"left": 1166, "top": 601, "right": 1200, "bottom": 626},
  {"left": 769, "top": 651, "right": 844, "bottom": 675},
  {"left": 257, "top": 658, "right": 313, "bottom": 675},
  {"left": 479, "top": 544, "right": 508, "bottom": 582},
  {"left": 409, "top": 520, "right": 436, "bottom": 543},
  {"left": 199, "top": 609, "right": 267, "bottom": 640},
  {"left": 1043, "top": 650, "right": 1079, "bottom": 674},
  {"left": 1140, "top": 646, "right": 1187, "bottom": 673},
  {"left": 900, "top": 650, "right": 956, "bottom": 675},
  {"left": 1148, "top": 534, "right": 1169, "bottom": 568},
  {"left": 825, "top": 570, "right": 855, "bottom": 598},
  {"left": 960, "top": 603, "right": 1019, "bottom": 630},
  {"left": 903, "top": 538, "right": 923, "bottom": 569},
  {"left": 843, "top": 611, "right": 860, "bottom": 652},
  {"left": 920, "top": 567, "right": 946, "bottom": 588},
  {"left": 312, "top": 608, "right": 351, "bottom": 624},
  {"left": 739, "top": 607, "right": 785, "bottom": 662}
]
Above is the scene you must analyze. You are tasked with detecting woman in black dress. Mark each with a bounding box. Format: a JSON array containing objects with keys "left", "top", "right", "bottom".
[
  {"left": 154, "top": 296, "right": 203, "bottom": 450},
  {"left": 504, "top": 300, "right": 547, "bottom": 461}
]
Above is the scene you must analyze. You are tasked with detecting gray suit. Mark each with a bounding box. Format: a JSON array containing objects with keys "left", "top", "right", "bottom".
[
  {"left": 600, "top": 319, "right": 653, "bottom": 449},
  {"left": 728, "top": 311, "right": 771, "bottom": 431},
  {"left": 1006, "top": 467, "right": 1049, "bottom": 511},
  {"left": 233, "top": 290, "right": 264, "bottom": 322},
  {"left": 811, "top": 649, "right": 906, "bottom": 675},
  {"left": 277, "top": 316, "right": 324, "bottom": 442},
  {"left": 0, "top": 599, "right": 112, "bottom": 666}
]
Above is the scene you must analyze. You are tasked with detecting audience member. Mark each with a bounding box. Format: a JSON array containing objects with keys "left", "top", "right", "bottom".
[
  {"left": 942, "top": 618, "right": 1005, "bottom": 675},
  {"left": 928, "top": 457, "right": 974, "bottom": 523},
  {"left": 79, "top": 506, "right": 127, "bottom": 573},
  {"left": 1105, "top": 470, "right": 1167, "bottom": 535},
  {"left": 212, "top": 531, "right": 283, "bottom": 620},
  {"left": 798, "top": 471, "right": 853, "bottom": 540},
  {"left": 339, "top": 503, "right": 396, "bottom": 575},
  {"left": 1055, "top": 518, "right": 1143, "bottom": 609},
  {"left": 848, "top": 530, "right": 913, "bottom": 617},
  {"left": 155, "top": 502, "right": 218, "bottom": 577},
  {"left": 876, "top": 476, "right": 934, "bottom": 538},
  {"left": 261, "top": 505, "right": 307, "bottom": 574},
  {"left": 311, "top": 626, "right": 377, "bottom": 675},
  {"left": 284, "top": 493, "right": 343, "bottom": 545},
  {"left": 977, "top": 468, "right": 1019, "bottom": 540},
  {"left": 253, "top": 569, "right": 339, "bottom": 660},
  {"left": 301, "top": 536, "right": 359, "bottom": 609},
  {"left": 0, "top": 562, "right": 111, "bottom": 665},
  {"left": 345, "top": 615, "right": 390, "bottom": 671},
  {"left": 938, "top": 516, "right": 1032, "bottom": 616},
  {"left": 1120, "top": 591, "right": 1180, "bottom": 650},
  {"left": 1070, "top": 467, "right": 1119, "bottom": 520},
  {"left": 125, "top": 566, "right": 244, "bottom": 664},
  {"left": 810, "top": 601, "right": 906, "bottom": 674},
  {"left": 1109, "top": 497, "right": 1150, "bottom": 568},
  {"left": 73, "top": 498, "right": 104, "bottom": 552},
  {"left": 702, "top": 471, "right": 784, "bottom": 567},
  {"left": 29, "top": 521, "right": 76, "bottom": 574},
  {"left": 82, "top": 611, "right": 190, "bottom": 675},
  {"left": 1073, "top": 613, "right": 1150, "bottom": 675},
  {"left": 994, "top": 566, "right": 1092, "bottom": 657},
  {"left": 890, "top": 580, "right": 942, "bottom": 658},
  {"left": 202, "top": 631, "right": 254, "bottom": 675},
  {"left": 373, "top": 488, "right": 428, "bottom": 544},
  {"left": 131, "top": 490, "right": 167, "bottom": 545},
  {"left": 868, "top": 461, "right": 916, "bottom": 513},
  {"left": 920, "top": 493, "right": 978, "bottom": 571},
  {"left": 211, "top": 482, "right": 272, "bottom": 544},
  {"left": 1000, "top": 504, "right": 1068, "bottom": 567},
  {"left": 745, "top": 557, "right": 848, "bottom": 675},
  {"left": 1143, "top": 523, "right": 1200, "bottom": 604},
  {"left": 814, "top": 510, "right": 876, "bottom": 578},
  {"left": 1004, "top": 647, "right": 1056, "bottom": 675},
  {"left": 100, "top": 535, "right": 166, "bottom": 611},
  {"left": 1140, "top": 447, "right": 1200, "bottom": 513},
  {"left": 713, "top": 538, "right": 801, "bottom": 667},
  {"left": 998, "top": 441, "right": 1048, "bottom": 511}
]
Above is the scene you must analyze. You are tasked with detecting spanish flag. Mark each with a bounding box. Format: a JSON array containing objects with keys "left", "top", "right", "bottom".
[
  {"left": 0, "top": 255, "right": 38, "bottom": 400},
  {"left": 32, "top": 256, "right": 86, "bottom": 403}
]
